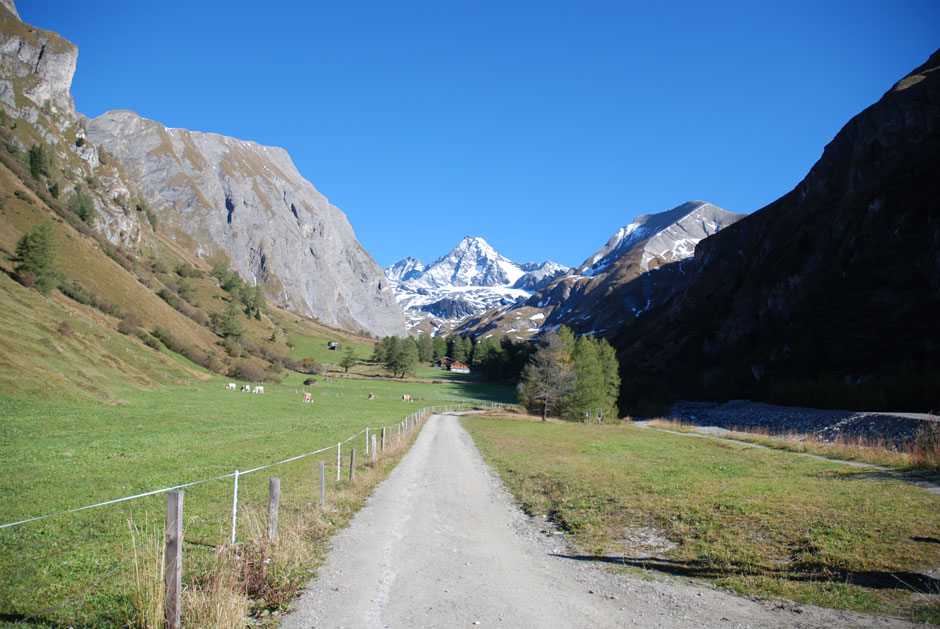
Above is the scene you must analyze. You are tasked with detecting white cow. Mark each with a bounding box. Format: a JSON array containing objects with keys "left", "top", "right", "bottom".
[
  {"left": 253, "top": 386, "right": 265, "bottom": 394},
  {"left": 225, "top": 382, "right": 236, "bottom": 390}
]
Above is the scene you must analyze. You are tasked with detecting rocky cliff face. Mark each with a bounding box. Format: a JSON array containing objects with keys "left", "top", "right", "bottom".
[
  {"left": 0, "top": 4, "right": 76, "bottom": 117},
  {"left": 613, "top": 50, "right": 940, "bottom": 412},
  {"left": 86, "top": 110, "right": 405, "bottom": 337},
  {"left": 0, "top": 1, "right": 405, "bottom": 338}
]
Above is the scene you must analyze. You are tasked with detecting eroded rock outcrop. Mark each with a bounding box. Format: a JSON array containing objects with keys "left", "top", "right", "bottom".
[{"left": 86, "top": 110, "right": 405, "bottom": 336}]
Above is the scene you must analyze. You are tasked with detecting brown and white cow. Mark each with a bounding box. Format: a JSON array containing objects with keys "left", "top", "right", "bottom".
[
  {"left": 303, "top": 392, "right": 313, "bottom": 403},
  {"left": 225, "top": 382, "right": 236, "bottom": 390},
  {"left": 241, "top": 385, "right": 251, "bottom": 392},
  {"left": 253, "top": 386, "right": 265, "bottom": 394},
  {"left": 402, "top": 394, "right": 412, "bottom": 402}
]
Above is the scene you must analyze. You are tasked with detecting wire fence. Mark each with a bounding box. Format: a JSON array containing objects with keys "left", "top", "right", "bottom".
[{"left": 0, "top": 402, "right": 502, "bottom": 626}]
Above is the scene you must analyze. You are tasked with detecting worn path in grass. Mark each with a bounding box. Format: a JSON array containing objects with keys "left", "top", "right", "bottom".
[
  {"left": 637, "top": 421, "right": 940, "bottom": 496},
  {"left": 281, "top": 413, "right": 918, "bottom": 628}
]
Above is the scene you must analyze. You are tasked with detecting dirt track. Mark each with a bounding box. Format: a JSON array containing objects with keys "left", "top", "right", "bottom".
[{"left": 280, "top": 413, "right": 917, "bottom": 628}]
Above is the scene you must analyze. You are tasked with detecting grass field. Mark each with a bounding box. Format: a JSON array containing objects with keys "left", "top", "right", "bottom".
[
  {"left": 463, "top": 414, "right": 940, "bottom": 623},
  {"left": 0, "top": 374, "right": 510, "bottom": 626}
]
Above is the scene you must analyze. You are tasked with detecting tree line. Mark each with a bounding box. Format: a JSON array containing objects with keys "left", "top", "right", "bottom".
[
  {"left": 371, "top": 326, "right": 620, "bottom": 421},
  {"left": 517, "top": 326, "right": 620, "bottom": 421},
  {"left": 370, "top": 333, "right": 534, "bottom": 381}
]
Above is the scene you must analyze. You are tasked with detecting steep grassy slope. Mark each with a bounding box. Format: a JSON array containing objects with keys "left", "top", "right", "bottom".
[{"left": 0, "top": 147, "right": 382, "bottom": 403}]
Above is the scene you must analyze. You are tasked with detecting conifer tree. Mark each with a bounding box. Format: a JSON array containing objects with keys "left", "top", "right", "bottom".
[
  {"left": 432, "top": 335, "right": 447, "bottom": 361},
  {"left": 416, "top": 333, "right": 433, "bottom": 363},
  {"left": 340, "top": 346, "right": 357, "bottom": 373},
  {"left": 517, "top": 330, "right": 576, "bottom": 420},
  {"left": 14, "top": 220, "right": 61, "bottom": 294}
]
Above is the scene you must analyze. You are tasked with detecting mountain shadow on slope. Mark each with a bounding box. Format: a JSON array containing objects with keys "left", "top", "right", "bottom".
[{"left": 614, "top": 49, "right": 940, "bottom": 415}]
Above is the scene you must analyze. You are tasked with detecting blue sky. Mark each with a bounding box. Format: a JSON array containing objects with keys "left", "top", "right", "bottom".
[{"left": 18, "top": 1, "right": 939, "bottom": 269}]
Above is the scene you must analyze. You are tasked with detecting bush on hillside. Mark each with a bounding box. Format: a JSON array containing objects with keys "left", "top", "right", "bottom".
[
  {"left": 229, "top": 360, "right": 265, "bottom": 383},
  {"left": 298, "top": 357, "right": 323, "bottom": 375},
  {"left": 152, "top": 327, "right": 223, "bottom": 373},
  {"left": 118, "top": 314, "right": 142, "bottom": 336},
  {"left": 157, "top": 288, "right": 179, "bottom": 309}
]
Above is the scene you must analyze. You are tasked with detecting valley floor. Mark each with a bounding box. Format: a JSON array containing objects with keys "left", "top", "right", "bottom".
[{"left": 280, "top": 413, "right": 919, "bottom": 628}]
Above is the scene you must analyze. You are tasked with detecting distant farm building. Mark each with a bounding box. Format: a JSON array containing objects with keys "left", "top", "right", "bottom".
[
  {"left": 437, "top": 357, "right": 454, "bottom": 368},
  {"left": 449, "top": 361, "right": 470, "bottom": 374}
]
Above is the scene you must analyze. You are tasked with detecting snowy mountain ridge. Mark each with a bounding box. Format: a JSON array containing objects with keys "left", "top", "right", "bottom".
[
  {"left": 385, "top": 236, "right": 568, "bottom": 332},
  {"left": 577, "top": 201, "right": 734, "bottom": 277},
  {"left": 455, "top": 201, "right": 745, "bottom": 341}
]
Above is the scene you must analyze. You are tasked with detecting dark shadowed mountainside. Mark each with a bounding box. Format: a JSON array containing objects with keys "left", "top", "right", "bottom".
[{"left": 614, "top": 50, "right": 940, "bottom": 414}]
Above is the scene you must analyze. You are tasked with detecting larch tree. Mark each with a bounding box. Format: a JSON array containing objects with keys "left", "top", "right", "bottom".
[
  {"left": 14, "top": 220, "right": 62, "bottom": 294},
  {"left": 517, "top": 330, "right": 576, "bottom": 420}
]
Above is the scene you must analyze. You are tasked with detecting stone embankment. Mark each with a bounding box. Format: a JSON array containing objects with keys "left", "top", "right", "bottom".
[{"left": 668, "top": 400, "right": 938, "bottom": 450}]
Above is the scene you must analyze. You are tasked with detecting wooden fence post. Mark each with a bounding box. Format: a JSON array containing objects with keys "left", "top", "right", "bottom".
[
  {"left": 165, "top": 491, "right": 183, "bottom": 629},
  {"left": 371, "top": 434, "right": 378, "bottom": 463},
  {"left": 349, "top": 448, "right": 356, "bottom": 481},
  {"left": 381, "top": 427, "right": 386, "bottom": 451},
  {"left": 267, "top": 477, "right": 280, "bottom": 541},
  {"left": 365, "top": 427, "right": 370, "bottom": 455},
  {"left": 319, "top": 460, "right": 325, "bottom": 507},
  {"left": 337, "top": 442, "right": 341, "bottom": 481}
]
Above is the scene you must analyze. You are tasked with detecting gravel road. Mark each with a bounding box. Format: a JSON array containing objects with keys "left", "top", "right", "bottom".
[{"left": 280, "top": 413, "right": 918, "bottom": 628}]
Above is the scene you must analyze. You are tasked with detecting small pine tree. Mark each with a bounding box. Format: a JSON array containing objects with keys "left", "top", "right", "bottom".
[
  {"left": 214, "top": 301, "right": 243, "bottom": 339},
  {"left": 340, "top": 346, "right": 357, "bottom": 373},
  {"left": 66, "top": 187, "right": 95, "bottom": 224},
  {"left": 28, "top": 144, "right": 51, "bottom": 179},
  {"left": 14, "top": 220, "right": 62, "bottom": 294}
]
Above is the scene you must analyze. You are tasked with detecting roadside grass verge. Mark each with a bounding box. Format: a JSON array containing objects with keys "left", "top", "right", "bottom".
[
  {"left": 0, "top": 378, "right": 485, "bottom": 626},
  {"left": 463, "top": 414, "right": 940, "bottom": 623}
]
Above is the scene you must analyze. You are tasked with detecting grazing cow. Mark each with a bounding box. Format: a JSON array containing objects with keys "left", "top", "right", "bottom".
[
  {"left": 368, "top": 392, "right": 375, "bottom": 400},
  {"left": 225, "top": 382, "right": 236, "bottom": 390},
  {"left": 241, "top": 385, "right": 251, "bottom": 392},
  {"left": 253, "top": 386, "right": 265, "bottom": 394},
  {"left": 303, "top": 392, "right": 313, "bottom": 403},
  {"left": 402, "top": 394, "right": 412, "bottom": 402}
]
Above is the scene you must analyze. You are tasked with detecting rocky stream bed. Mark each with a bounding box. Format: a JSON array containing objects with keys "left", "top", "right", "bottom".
[{"left": 667, "top": 400, "right": 939, "bottom": 450}]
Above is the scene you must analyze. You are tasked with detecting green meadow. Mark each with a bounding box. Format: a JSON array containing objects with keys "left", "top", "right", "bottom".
[
  {"left": 463, "top": 414, "right": 940, "bottom": 624},
  {"left": 0, "top": 374, "right": 510, "bottom": 626}
]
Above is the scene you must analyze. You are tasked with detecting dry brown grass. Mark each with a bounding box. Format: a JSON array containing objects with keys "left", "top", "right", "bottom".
[
  {"left": 913, "top": 421, "right": 940, "bottom": 474},
  {"left": 127, "top": 518, "right": 166, "bottom": 629},
  {"left": 181, "top": 548, "right": 248, "bottom": 629}
]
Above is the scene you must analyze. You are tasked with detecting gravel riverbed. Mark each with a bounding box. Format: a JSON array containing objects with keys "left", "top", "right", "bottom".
[{"left": 668, "top": 400, "right": 938, "bottom": 450}]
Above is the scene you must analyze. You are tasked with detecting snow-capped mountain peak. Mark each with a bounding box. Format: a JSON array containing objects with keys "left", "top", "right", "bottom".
[
  {"left": 385, "top": 256, "right": 424, "bottom": 284},
  {"left": 577, "top": 201, "right": 742, "bottom": 276},
  {"left": 384, "top": 236, "right": 569, "bottom": 332}
]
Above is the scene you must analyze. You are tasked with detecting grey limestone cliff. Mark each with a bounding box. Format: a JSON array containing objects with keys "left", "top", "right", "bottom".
[{"left": 86, "top": 110, "right": 406, "bottom": 337}]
